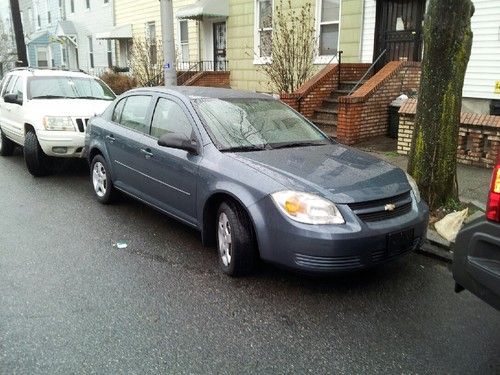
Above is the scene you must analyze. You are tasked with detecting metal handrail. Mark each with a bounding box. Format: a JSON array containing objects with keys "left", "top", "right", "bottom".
[
  {"left": 348, "top": 49, "right": 387, "bottom": 95},
  {"left": 177, "top": 61, "right": 203, "bottom": 84}
]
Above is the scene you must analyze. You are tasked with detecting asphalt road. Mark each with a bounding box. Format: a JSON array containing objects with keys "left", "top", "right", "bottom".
[{"left": 1, "top": 151, "right": 499, "bottom": 374}]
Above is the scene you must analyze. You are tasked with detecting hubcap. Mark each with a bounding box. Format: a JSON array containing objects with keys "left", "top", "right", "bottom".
[
  {"left": 92, "top": 161, "right": 107, "bottom": 198},
  {"left": 218, "top": 212, "right": 232, "bottom": 267}
]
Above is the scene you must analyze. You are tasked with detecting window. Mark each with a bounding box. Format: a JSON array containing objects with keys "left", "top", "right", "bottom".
[
  {"left": 107, "top": 40, "right": 113, "bottom": 68},
  {"left": 12, "top": 77, "right": 23, "bottom": 98},
  {"left": 88, "top": 36, "right": 94, "bottom": 68},
  {"left": 61, "top": 44, "right": 67, "bottom": 66},
  {"left": 119, "top": 96, "right": 152, "bottom": 133},
  {"left": 318, "top": 0, "right": 340, "bottom": 56},
  {"left": 179, "top": 20, "right": 189, "bottom": 62},
  {"left": 47, "top": 0, "right": 51, "bottom": 24},
  {"left": 1, "top": 75, "right": 13, "bottom": 96},
  {"left": 112, "top": 98, "right": 126, "bottom": 123},
  {"left": 104, "top": 0, "right": 109, "bottom": 4},
  {"left": 151, "top": 98, "right": 193, "bottom": 139},
  {"left": 36, "top": 46, "right": 48, "bottom": 67},
  {"left": 27, "top": 76, "right": 115, "bottom": 100},
  {"left": 255, "top": 0, "right": 272, "bottom": 58},
  {"left": 37, "top": 14, "right": 41, "bottom": 28},
  {"left": 70, "top": 0, "right": 74, "bottom": 13},
  {"left": 86, "top": 0, "right": 91, "bottom": 10},
  {"left": 5, "top": 76, "right": 18, "bottom": 95},
  {"left": 146, "top": 22, "right": 157, "bottom": 64}
]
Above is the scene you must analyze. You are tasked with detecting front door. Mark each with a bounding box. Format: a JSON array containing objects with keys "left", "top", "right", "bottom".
[
  {"left": 374, "top": 0, "right": 426, "bottom": 70},
  {"left": 213, "top": 22, "right": 227, "bottom": 71}
]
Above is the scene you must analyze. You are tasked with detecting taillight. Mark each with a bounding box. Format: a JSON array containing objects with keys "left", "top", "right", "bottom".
[{"left": 486, "top": 164, "right": 500, "bottom": 222}]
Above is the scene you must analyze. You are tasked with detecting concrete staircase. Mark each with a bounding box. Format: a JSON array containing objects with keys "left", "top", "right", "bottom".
[{"left": 311, "top": 80, "right": 365, "bottom": 138}]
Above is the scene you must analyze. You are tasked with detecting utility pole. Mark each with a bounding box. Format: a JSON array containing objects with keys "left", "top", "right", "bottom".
[
  {"left": 9, "top": 0, "right": 28, "bottom": 67},
  {"left": 159, "top": 0, "right": 177, "bottom": 86}
]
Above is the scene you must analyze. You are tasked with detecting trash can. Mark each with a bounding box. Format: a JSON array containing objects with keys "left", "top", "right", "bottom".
[{"left": 388, "top": 94, "right": 408, "bottom": 139}]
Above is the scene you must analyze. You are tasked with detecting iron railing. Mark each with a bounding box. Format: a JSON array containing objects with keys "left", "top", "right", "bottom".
[{"left": 348, "top": 49, "right": 387, "bottom": 95}]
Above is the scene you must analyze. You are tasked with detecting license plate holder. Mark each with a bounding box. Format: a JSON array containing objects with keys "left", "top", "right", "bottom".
[{"left": 387, "top": 229, "right": 414, "bottom": 254}]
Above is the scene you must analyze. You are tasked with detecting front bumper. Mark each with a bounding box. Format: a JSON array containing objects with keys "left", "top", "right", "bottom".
[
  {"left": 37, "top": 130, "right": 85, "bottom": 158},
  {"left": 249, "top": 196, "right": 429, "bottom": 274}
]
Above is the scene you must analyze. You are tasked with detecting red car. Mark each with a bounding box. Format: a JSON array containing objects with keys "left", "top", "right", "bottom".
[{"left": 453, "top": 150, "right": 500, "bottom": 310}]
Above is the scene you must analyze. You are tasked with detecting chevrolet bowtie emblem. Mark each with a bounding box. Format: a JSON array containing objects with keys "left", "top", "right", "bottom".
[{"left": 385, "top": 203, "right": 396, "bottom": 211}]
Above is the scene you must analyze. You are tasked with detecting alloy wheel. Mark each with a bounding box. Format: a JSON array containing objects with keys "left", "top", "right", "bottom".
[
  {"left": 218, "top": 212, "right": 232, "bottom": 267},
  {"left": 92, "top": 161, "right": 107, "bottom": 197}
]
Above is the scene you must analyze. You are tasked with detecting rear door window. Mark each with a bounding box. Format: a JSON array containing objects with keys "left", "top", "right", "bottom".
[{"left": 118, "top": 95, "right": 153, "bottom": 134}]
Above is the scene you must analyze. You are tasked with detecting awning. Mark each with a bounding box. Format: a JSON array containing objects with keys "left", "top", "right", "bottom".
[
  {"left": 95, "top": 24, "right": 133, "bottom": 40},
  {"left": 56, "top": 21, "right": 77, "bottom": 37},
  {"left": 176, "top": 0, "right": 228, "bottom": 20}
]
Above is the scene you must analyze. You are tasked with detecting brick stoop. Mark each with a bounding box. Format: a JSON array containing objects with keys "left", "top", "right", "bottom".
[
  {"left": 311, "top": 81, "right": 367, "bottom": 138},
  {"left": 182, "top": 71, "right": 230, "bottom": 87}
]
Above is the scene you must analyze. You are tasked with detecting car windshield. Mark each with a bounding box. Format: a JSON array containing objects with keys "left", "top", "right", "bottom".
[
  {"left": 193, "top": 98, "right": 331, "bottom": 151},
  {"left": 27, "top": 76, "right": 115, "bottom": 101}
]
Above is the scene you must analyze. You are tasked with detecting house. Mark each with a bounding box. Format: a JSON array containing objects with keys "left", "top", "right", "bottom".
[
  {"left": 20, "top": 0, "right": 64, "bottom": 67},
  {"left": 56, "top": 0, "right": 116, "bottom": 74}
]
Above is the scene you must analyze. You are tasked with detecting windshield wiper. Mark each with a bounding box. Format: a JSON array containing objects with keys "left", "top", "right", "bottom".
[
  {"left": 220, "top": 145, "right": 269, "bottom": 152},
  {"left": 77, "top": 96, "right": 112, "bottom": 100},
  {"left": 31, "top": 95, "right": 67, "bottom": 99},
  {"left": 271, "top": 141, "right": 328, "bottom": 150}
]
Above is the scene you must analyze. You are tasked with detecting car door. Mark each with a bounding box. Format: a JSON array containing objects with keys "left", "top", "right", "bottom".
[
  {"left": 138, "top": 96, "right": 201, "bottom": 225},
  {"left": 0, "top": 75, "right": 23, "bottom": 143},
  {"left": 103, "top": 94, "right": 155, "bottom": 199}
]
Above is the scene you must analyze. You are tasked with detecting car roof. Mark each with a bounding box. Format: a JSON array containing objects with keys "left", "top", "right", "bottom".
[
  {"left": 7, "top": 68, "right": 96, "bottom": 79},
  {"left": 130, "top": 86, "right": 276, "bottom": 101}
]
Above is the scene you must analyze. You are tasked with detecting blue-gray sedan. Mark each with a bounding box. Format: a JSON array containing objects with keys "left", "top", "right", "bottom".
[{"left": 85, "top": 86, "right": 429, "bottom": 276}]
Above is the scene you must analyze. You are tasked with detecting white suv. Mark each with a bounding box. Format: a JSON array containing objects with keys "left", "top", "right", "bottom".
[{"left": 0, "top": 68, "right": 115, "bottom": 176}]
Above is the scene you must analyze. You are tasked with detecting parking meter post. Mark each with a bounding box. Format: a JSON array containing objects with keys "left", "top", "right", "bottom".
[{"left": 160, "top": 0, "right": 177, "bottom": 86}]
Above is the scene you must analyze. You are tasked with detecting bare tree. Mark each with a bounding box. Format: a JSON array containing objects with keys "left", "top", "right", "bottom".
[
  {"left": 258, "top": 0, "right": 317, "bottom": 93},
  {"left": 130, "top": 36, "right": 164, "bottom": 86},
  {"left": 0, "top": 18, "right": 16, "bottom": 76}
]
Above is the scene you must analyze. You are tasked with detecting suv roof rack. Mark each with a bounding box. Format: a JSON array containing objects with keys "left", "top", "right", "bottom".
[{"left": 8, "top": 67, "right": 89, "bottom": 74}]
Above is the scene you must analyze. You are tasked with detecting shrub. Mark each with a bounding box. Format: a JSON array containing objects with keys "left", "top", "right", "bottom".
[{"left": 100, "top": 71, "right": 137, "bottom": 95}]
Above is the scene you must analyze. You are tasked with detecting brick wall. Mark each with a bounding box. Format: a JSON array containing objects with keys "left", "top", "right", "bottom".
[
  {"left": 183, "top": 71, "right": 231, "bottom": 87},
  {"left": 337, "top": 61, "right": 421, "bottom": 145},
  {"left": 280, "top": 63, "right": 370, "bottom": 118},
  {"left": 398, "top": 99, "right": 500, "bottom": 169}
]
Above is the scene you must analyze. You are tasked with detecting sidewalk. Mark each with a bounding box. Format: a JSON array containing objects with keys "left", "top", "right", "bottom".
[{"left": 352, "top": 136, "right": 492, "bottom": 262}]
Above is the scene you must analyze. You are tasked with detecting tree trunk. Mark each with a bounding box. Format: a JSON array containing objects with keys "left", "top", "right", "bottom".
[{"left": 407, "top": 0, "right": 474, "bottom": 210}]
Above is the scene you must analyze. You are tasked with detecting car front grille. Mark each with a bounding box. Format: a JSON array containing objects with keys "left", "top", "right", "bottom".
[
  {"left": 75, "top": 118, "right": 89, "bottom": 132},
  {"left": 348, "top": 191, "right": 412, "bottom": 222}
]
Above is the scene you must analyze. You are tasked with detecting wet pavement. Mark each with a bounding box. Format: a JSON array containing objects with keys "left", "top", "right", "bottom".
[{"left": 0, "top": 151, "right": 499, "bottom": 374}]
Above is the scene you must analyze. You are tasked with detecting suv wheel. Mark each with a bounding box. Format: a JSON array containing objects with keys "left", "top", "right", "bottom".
[
  {"left": 216, "top": 201, "right": 257, "bottom": 277},
  {"left": 91, "top": 154, "right": 116, "bottom": 204},
  {"left": 0, "top": 127, "right": 15, "bottom": 156},
  {"left": 24, "top": 131, "right": 51, "bottom": 177}
]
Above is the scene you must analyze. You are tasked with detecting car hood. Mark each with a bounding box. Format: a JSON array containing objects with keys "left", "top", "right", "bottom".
[
  {"left": 228, "top": 144, "right": 411, "bottom": 204},
  {"left": 25, "top": 99, "right": 112, "bottom": 117}
]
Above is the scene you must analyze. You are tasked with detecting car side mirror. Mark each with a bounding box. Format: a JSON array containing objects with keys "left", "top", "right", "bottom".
[
  {"left": 158, "top": 133, "right": 199, "bottom": 155},
  {"left": 3, "top": 93, "right": 22, "bottom": 105}
]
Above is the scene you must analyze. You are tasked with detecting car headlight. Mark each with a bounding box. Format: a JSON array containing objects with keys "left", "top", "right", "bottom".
[
  {"left": 406, "top": 172, "right": 421, "bottom": 203},
  {"left": 42, "top": 116, "right": 75, "bottom": 131},
  {"left": 271, "top": 191, "right": 345, "bottom": 224}
]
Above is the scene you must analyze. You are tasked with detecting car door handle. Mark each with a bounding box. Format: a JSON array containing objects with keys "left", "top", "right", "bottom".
[
  {"left": 106, "top": 134, "right": 115, "bottom": 143},
  {"left": 140, "top": 148, "right": 154, "bottom": 159}
]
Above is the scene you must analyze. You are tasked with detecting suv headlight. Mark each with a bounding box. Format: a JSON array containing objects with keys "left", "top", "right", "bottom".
[
  {"left": 406, "top": 172, "right": 421, "bottom": 203},
  {"left": 43, "top": 116, "right": 75, "bottom": 131},
  {"left": 271, "top": 191, "right": 345, "bottom": 225}
]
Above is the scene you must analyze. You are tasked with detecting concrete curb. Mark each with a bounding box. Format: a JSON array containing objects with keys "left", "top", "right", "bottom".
[{"left": 417, "top": 240, "right": 453, "bottom": 263}]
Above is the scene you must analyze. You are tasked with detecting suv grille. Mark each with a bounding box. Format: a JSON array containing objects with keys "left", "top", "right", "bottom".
[
  {"left": 348, "top": 191, "right": 412, "bottom": 222},
  {"left": 75, "top": 118, "right": 89, "bottom": 132}
]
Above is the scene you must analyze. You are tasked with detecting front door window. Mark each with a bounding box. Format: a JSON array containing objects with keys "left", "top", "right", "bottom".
[{"left": 213, "top": 22, "right": 227, "bottom": 71}]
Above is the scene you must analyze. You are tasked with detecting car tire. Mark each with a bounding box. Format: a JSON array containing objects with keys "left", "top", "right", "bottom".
[
  {"left": 0, "top": 127, "right": 15, "bottom": 156},
  {"left": 24, "top": 131, "right": 51, "bottom": 177},
  {"left": 216, "top": 201, "right": 258, "bottom": 277},
  {"left": 90, "top": 154, "right": 116, "bottom": 204}
]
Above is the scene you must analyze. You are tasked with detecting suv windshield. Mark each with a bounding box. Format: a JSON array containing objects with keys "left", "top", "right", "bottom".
[
  {"left": 194, "top": 98, "right": 330, "bottom": 151},
  {"left": 27, "top": 76, "right": 115, "bottom": 101}
]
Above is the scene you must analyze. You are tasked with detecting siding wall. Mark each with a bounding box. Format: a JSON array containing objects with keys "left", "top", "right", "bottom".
[
  {"left": 338, "top": 0, "right": 364, "bottom": 62},
  {"left": 360, "top": 0, "right": 375, "bottom": 63},
  {"left": 64, "top": 0, "right": 115, "bottom": 72},
  {"left": 463, "top": 0, "right": 500, "bottom": 100}
]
